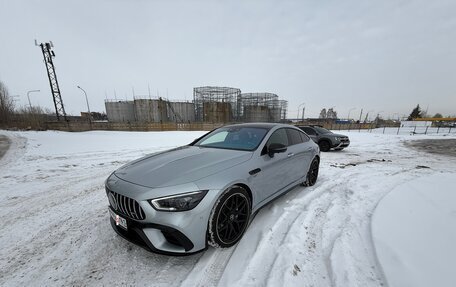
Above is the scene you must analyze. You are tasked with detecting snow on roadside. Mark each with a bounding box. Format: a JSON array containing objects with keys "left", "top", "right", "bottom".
[
  {"left": 372, "top": 173, "right": 456, "bottom": 287},
  {"left": 1, "top": 129, "right": 455, "bottom": 286},
  {"left": 0, "top": 130, "right": 205, "bottom": 286}
]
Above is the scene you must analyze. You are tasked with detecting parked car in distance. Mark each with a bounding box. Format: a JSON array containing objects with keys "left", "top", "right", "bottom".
[
  {"left": 105, "top": 123, "right": 320, "bottom": 255},
  {"left": 297, "top": 125, "right": 350, "bottom": 152}
]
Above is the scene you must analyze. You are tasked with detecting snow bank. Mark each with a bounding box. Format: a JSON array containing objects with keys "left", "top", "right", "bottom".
[{"left": 372, "top": 173, "right": 456, "bottom": 287}]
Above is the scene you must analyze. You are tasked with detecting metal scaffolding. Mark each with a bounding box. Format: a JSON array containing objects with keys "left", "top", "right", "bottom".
[
  {"left": 279, "top": 100, "right": 288, "bottom": 121},
  {"left": 239, "top": 93, "right": 287, "bottom": 122},
  {"left": 193, "top": 86, "right": 241, "bottom": 122},
  {"left": 105, "top": 87, "right": 288, "bottom": 123}
]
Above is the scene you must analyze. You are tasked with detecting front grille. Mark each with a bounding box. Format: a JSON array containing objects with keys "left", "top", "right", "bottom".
[{"left": 107, "top": 189, "right": 146, "bottom": 220}]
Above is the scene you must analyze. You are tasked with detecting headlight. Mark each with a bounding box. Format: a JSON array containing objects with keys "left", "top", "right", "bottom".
[
  {"left": 149, "top": 190, "right": 208, "bottom": 212},
  {"left": 334, "top": 137, "right": 340, "bottom": 141}
]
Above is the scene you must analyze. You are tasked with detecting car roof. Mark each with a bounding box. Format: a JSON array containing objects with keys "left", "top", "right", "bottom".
[
  {"left": 224, "top": 123, "right": 296, "bottom": 130},
  {"left": 296, "top": 125, "right": 322, "bottom": 128}
]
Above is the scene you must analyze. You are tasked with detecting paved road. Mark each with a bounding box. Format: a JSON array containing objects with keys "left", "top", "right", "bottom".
[
  {"left": 405, "top": 139, "right": 456, "bottom": 157},
  {"left": 0, "top": 135, "right": 10, "bottom": 160}
]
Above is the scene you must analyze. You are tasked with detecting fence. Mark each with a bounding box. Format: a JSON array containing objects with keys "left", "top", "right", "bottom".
[
  {"left": 363, "top": 126, "right": 455, "bottom": 135},
  {"left": 4, "top": 118, "right": 455, "bottom": 135},
  {"left": 8, "top": 120, "right": 378, "bottom": 133},
  {"left": 43, "top": 121, "right": 224, "bottom": 132},
  {"left": 333, "top": 125, "right": 455, "bottom": 136}
]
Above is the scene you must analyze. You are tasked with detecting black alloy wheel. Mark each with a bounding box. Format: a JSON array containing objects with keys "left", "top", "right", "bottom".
[
  {"left": 208, "top": 186, "right": 251, "bottom": 248},
  {"left": 303, "top": 157, "right": 319, "bottom": 187},
  {"left": 318, "top": 140, "right": 331, "bottom": 152}
]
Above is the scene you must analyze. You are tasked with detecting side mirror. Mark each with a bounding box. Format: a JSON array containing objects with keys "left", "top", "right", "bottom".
[{"left": 268, "top": 143, "right": 287, "bottom": 157}]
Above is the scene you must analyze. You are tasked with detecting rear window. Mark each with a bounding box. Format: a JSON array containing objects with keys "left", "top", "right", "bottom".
[
  {"left": 300, "top": 132, "right": 310, "bottom": 142},
  {"left": 300, "top": 127, "right": 316, "bottom": 135},
  {"left": 287, "top": 128, "right": 304, "bottom": 145}
]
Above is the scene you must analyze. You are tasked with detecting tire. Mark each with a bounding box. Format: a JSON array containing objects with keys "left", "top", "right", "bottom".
[
  {"left": 303, "top": 157, "right": 320, "bottom": 187},
  {"left": 208, "top": 186, "right": 251, "bottom": 248},
  {"left": 318, "top": 140, "right": 331, "bottom": 152}
]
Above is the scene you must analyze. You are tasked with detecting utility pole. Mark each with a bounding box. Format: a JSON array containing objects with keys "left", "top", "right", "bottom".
[
  {"left": 358, "top": 108, "right": 363, "bottom": 122},
  {"left": 347, "top": 107, "right": 356, "bottom": 121},
  {"left": 297, "top": 102, "right": 305, "bottom": 121},
  {"left": 35, "top": 40, "right": 67, "bottom": 121}
]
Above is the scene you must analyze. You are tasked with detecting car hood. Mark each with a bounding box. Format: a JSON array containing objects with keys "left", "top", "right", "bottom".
[
  {"left": 330, "top": 133, "right": 348, "bottom": 138},
  {"left": 114, "top": 145, "right": 252, "bottom": 188}
]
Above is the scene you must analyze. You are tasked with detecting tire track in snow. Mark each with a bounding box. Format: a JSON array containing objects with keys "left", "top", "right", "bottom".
[
  {"left": 225, "top": 177, "right": 342, "bottom": 286},
  {"left": 0, "top": 185, "right": 106, "bottom": 285},
  {"left": 265, "top": 181, "right": 348, "bottom": 287},
  {"left": 220, "top": 149, "right": 440, "bottom": 287},
  {"left": 269, "top": 165, "right": 437, "bottom": 287},
  {"left": 180, "top": 246, "right": 236, "bottom": 287}
]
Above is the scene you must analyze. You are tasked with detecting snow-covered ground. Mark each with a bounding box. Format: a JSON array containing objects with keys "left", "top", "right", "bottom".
[
  {"left": 0, "top": 129, "right": 455, "bottom": 286},
  {"left": 372, "top": 173, "right": 456, "bottom": 287}
]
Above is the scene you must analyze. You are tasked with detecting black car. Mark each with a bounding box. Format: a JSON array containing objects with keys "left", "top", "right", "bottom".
[{"left": 297, "top": 126, "right": 350, "bottom": 152}]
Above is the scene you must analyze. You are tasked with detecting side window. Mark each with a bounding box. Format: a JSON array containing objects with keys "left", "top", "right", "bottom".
[
  {"left": 266, "top": 129, "right": 288, "bottom": 148},
  {"left": 300, "top": 132, "right": 310, "bottom": 142},
  {"left": 302, "top": 127, "right": 316, "bottom": 136},
  {"left": 287, "top": 128, "right": 304, "bottom": 146}
]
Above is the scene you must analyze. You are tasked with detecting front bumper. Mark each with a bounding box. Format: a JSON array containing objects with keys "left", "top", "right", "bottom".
[
  {"left": 108, "top": 207, "right": 206, "bottom": 256},
  {"left": 333, "top": 139, "right": 350, "bottom": 149},
  {"left": 105, "top": 177, "right": 218, "bottom": 255}
]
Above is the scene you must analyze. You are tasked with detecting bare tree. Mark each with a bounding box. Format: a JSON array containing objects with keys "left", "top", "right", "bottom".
[
  {"left": 0, "top": 80, "right": 15, "bottom": 124},
  {"left": 319, "top": 107, "right": 338, "bottom": 119},
  {"left": 319, "top": 108, "right": 327, "bottom": 119},
  {"left": 327, "top": 108, "right": 338, "bottom": 119}
]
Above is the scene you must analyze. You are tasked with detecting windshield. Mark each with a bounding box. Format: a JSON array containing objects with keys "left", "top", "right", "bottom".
[
  {"left": 194, "top": 127, "right": 269, "bottom": 151},
  {"left": 314, "top": 127, "right": 332, "bottom": 134}
]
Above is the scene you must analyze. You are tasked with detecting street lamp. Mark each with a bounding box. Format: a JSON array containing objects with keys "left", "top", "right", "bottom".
[
  {"left": 366, "top": 110, "right": 375, "bottom": 122},
  {"left": 297, "top": 102, "right": 305, "bottom": 120},
  {"left": 26, "top": 90, "right": 40, "bottom": 110},
  {"left": 347, "top": 107, "right": 356, "bottom": 121},
  {"left": 77, "top": 85, "right": 91, "bottom": 119}
]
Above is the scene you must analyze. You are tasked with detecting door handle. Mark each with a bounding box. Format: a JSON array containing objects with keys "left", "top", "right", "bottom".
[
  {"left": 249, "top": 168, "right": 261, "bottom": 175},
  {"left": 287, "top": 153, "right": 294, "bottom": 157}
]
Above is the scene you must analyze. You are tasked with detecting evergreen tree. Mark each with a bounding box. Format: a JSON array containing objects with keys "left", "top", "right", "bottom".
[{"left": 407, "top": 104, "right": 422, "bottom": 120}]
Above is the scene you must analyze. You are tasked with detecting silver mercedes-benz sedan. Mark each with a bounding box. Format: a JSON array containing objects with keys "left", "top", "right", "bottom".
[{"left": 105, "top": 123, "right": 320, "bottom": 255}]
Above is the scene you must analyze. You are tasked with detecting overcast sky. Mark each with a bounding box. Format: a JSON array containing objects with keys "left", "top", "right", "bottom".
[{"left": 1, "top": 0, "right": 455, "bottom": 119}]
